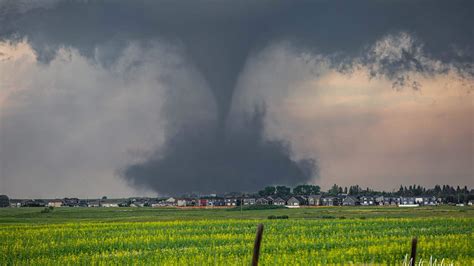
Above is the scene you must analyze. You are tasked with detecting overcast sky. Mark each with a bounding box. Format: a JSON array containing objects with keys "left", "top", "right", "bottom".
[{"left": 0, "top": 1, "right": 473, "bottom": 198}]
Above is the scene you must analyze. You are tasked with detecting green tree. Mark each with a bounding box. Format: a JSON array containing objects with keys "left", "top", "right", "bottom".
[
  {"left": 258, "top": 186, "right": 276, "bottom": 197},
  {"left": 0, "top": 195, "right": 9, "bottom": 208},
  {"left": 349, "top": 185, "right": 357, "bottom": 195},
  {"left": 293, "top": 184, "right": 320, "bottom": 195},
  {"left": 328, "top": 184, "right": 340, "bottom": 196},
  {"left": 275, "top": 186, "right": 291, "bottom": 197}
]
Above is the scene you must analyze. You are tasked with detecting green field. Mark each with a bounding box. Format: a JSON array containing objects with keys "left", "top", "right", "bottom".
[{"left": 1, "top": 206, "right": 473, "bottom": 265}]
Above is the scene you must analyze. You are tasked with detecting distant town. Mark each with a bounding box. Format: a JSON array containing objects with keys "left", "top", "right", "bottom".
[{"left": 1, "top": 184, "right": 473, "bottom": 208}]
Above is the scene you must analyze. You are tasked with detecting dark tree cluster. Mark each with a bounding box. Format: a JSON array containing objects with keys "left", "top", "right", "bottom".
[
  {"left": 256, "top": 184, "right": 473, "bottom": 204},
  {"left": 0, "top": 195, "right": 9, "bottom": 208},
  {"left": 396, "top": 185, "right": 472, "bottom": 204},
  {"left": 258, "top": 185, "right": 321, "bottom": 197}
]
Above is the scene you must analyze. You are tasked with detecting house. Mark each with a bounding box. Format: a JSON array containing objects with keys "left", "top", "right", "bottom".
[
  {"left": 307, "top": 195, "right": 321, "bottom": 206},
  {"left": 129, "top": 198, "right": 150, "bottom": 207},
  {"left": 22, "top": 199, "right": 46, "bottom": 207},
  {"left": 342, "top": 196, "right": 359, "bottom": 206},
  {"left": 436, "top": 197, "right": 443, "bottom": 204},
  {"left": 255, "top": 197, "right": 270, "bottom": 205},
  {"left": 150, "top": 198, "right": 172, "bottom": 207},
  {"left": 272, "top": 197, "right": 286, "bottom": 206},
  {"left": 287, "top": 196, "right": 305, "bottom": 206},
  {"left": 177, "top": 199, "right": 188, "bottom": 207},
  {"left": 208, "top": 198, "right": 225, "bottom": 206},
  {"left": 164, "top": 197, "right": 178, "bottom": 206},
  {"left": 87, "top": 200, "right": 100, "bottom": 207},
  {"left": 320, "top": 196, "right": 340, "bottom": 206},
  {"left": 374, "top": 196, "right": 385, "bottom": 205},
  {"left": 243, "top": 198, "right": 256, "bottom": 206},
  {"left": 150, "top": 198, "right": 168, "bottom": 207},
  {"left": 100, "top": 199, "right": 121, "bottom": 207},
  {"left": 78, "top": 200, "right": 88, "bottom": 207},
  {"left": 399, "top": 197, "right": 418, "bottom": 207},
  {"left": 10, "top": 199, "right": 22, "bottom": 208},
  {"left": 63, "top": 198, "right": 80, "bottom": 207},
  {"left": 154, "top": 197, "right": 177, "bottom": 207},
  {"left": 300, "top": 195, "right": 308, "bottom": 204},
  {"left": 415, "top": 197, "right": 424, "bottom": 205},
  {"left": 130, "top": 201, "right": 145, "bottom": 207},
  {"left": 199, "top": 197, "right": 223, "bottom": 207},
  {"left": 176, "top": 199, "right": 191, "bottom": 207},
  {"left": 178, "top": 198, "right": 199, "bottom": 207},
  {"left": 48, "top": 199, "right": 64, "bottom": 208},
  {"left": 225, "top": 197, "right": 238, "bottom": 206},
  {"left": 360, "top": 196, "right": 375, "bottom": 206},
  {"left": 199, "top": 198, "right": 209, "bottom": 206},
  {"left": 421, "top": 196, "right": 437, "bottom": 206},
  {"left": 117, "top": 200, "right": 130, "bottom": 207},
  {"left": 385, "top": 197, "right": 399, "bottom": 206}
]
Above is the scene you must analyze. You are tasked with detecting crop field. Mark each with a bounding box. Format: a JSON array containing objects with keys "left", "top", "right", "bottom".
[{"left": 1, "top": 207, "right": 473, "bottom": 265}]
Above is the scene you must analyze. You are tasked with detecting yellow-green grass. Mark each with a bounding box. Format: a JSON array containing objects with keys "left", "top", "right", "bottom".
[
  {"left": 1, "top": 207, "right": 473, "bottom": 265},
  {"left": 1, "top": 205, "right": 472, "bottom": 223}
]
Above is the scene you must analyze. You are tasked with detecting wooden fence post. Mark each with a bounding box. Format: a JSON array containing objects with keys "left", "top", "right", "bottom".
[
  {"left": 409, "top": 237, "right": 417, "bottom": 266},
  {"left": 252, "top": 224, "right": 264, "bottom": 266}
]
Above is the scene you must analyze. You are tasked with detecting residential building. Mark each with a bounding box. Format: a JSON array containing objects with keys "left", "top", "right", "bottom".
[
  {"left": 207, "top": 198, "right": 225, "bottom": 206},
  {"left": 421, "top": 196, "right": 437, "bottom": 206},
  {"left": 307, "top": 195, "right": 321, "bottom": 206},
  {"left": 48, "top": 199, "right": 64, "bottom": 208},
  {"left": 63, "top": 198, "right": 80, "bottom": 207},
  {"left": 22, "top": 200, "right": 46, "bottom": 207},
  {"left": 100, "top": 199, "right": 121, "bottom": 207},
  {"left": 177, "top": 198, "right": 197, "bottom": 207},
  {"left": 287, "top": 196, "right": 305, "bottom": 206},
  {"left": 225, "top": 197, "right": 238, "bottom": 206},
  {"left": 272, "top": 197, "right": 286, "bottom": 206},
  {"left": 87, "top": 200, "right": 100, "bottom": 207},
  {"left": 342, "top": 196, "right": 359, "bottom": 206},
  {"left": 374, "top": 196, "right": 385, "bottom": 205},
  {"left": 243, "top": 198, "right": 256, "bottom": 206},
  {"left": 400, "top": 197, "right": 418, "bottom": 206},
  {"left": 321, "top": 196, "right": 339, "bottom": 206},
  {"left": 255, "top": 197, "right": 270, "bottom": 205},
  {"left": 360, "top": 196, "right": 375, "bottom": 206}
]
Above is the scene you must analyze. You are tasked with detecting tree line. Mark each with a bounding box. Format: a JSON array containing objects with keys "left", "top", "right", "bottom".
[{"left": 257, "top": 184, "right": 473, "bottom": 203}]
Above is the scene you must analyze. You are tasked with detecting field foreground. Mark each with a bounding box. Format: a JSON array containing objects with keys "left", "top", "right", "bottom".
[{"left": 1, "top": 207, "right": 473, "bottom": 265}]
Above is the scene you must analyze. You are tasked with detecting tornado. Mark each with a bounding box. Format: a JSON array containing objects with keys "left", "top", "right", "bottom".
[{"left": 1, "top": 0, "right": 471, "bottom": 195}]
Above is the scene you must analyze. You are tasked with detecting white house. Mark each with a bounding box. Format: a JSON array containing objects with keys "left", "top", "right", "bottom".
[
  {"left": 100, "top": 200, "right": 120, "bottom": 207},
  {"left": 165, "top": 197, "right": 176, "bottom": 205},
  {"left": 243, "top": 198, "right": 256, "bottom": 206},
  {"left": 399, "top": 197, "right": 419, "bottom": 207},
  {"left": 87, "top": 200, "right": 100, "bottom": 207},
  {"left": 48, "top": 199, "right": 63, "bottom": 208},
  {"left": 360, "top": 196, "right": 374, "bottom": 206},
  {"left": 177, "top": 199, "right": 188, "bottom": 207},
  {"left": 287, "top": 196, "right": 305, "bottom": 206},
  {"left": 415, "top": 197, "right": 424, "bottom": 204},
  {"left": 272, "top": 197, "right": 286, "bottom": 206}
]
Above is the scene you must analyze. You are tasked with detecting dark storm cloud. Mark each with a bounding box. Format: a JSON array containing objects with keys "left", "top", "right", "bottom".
[
  {"left": 1, "top": 0, "right": 473, "bottom": 195},
  {"left": 124, "top": 106, "right": 316, "bottom": 194},
  {"left": 2, "top": 1, "right": 472, "bottom": 114}
]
